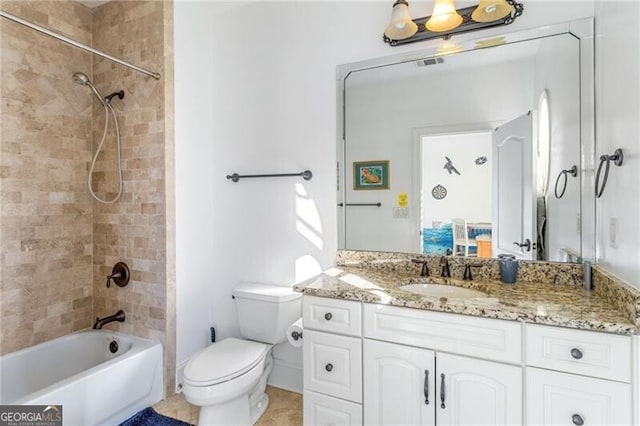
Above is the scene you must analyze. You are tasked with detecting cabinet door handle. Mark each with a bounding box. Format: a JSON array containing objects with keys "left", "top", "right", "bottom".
[
  {"left": 440, "top": 373, "right": 446, "bottom": 409},
  {"left": 572, "top": 414, "right": 584, "bottom": 425},
  {"left": 424, "top": 369, "right": 430, "bottom": 405},
  {"left": 324, "top": 312, "right": 333, "bottom": 321},
  {"left": 570, "top": 348, "right": 583, "bottom": 359},
  {"left": 325, "top": 363, "right": 333, "bottom": 372}
]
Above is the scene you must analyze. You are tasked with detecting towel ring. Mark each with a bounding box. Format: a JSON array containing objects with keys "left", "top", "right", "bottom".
[
  {"left": 595, "top": 148, "right": 624, "bottom": 198},
  {"left": 554, "top": 165, "right": 578, "bottom": 199}
]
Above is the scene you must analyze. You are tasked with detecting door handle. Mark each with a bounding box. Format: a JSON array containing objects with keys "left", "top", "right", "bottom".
[
  {"left": 424, "top": 369, "right": 429, "bottom": 405},
  {"left": 513, "top": 238, "right": 532, "bottom": 252},
  {"left": 440, "top": 373, "right": 446, "bottom": 409}
]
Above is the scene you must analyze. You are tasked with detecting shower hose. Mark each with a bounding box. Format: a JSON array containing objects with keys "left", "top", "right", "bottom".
[{"left": 88, "top": 102, "right": 122, "bottom": 203}]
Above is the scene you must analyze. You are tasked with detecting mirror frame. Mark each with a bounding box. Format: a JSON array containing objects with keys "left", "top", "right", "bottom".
[{"left": 336, "top": 18, "right": 595, "bottom": 262}]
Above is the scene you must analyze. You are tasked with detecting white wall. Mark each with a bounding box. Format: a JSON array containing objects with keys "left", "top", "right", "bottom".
[
  {"left": 174, "top": 0, "right": 599, "bottom": 387},
  {"left": 595, "top": 1, "right": 640, "bottom": 287},
  {"left": 422, "top": 133, "right": 492, "bottom": 227}
]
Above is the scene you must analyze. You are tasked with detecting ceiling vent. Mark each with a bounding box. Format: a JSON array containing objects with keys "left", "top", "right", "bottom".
[{"left": 416, "top": 57, "right": 444, "bottom": 67}]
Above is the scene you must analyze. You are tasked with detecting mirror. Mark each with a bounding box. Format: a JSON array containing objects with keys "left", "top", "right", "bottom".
[{"left": 337, "top": 21, "right": 594, "bottom": 262}]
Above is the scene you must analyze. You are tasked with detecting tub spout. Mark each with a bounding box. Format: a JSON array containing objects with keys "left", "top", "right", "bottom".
[{"left": 93, "top": 310, "right": 125, "bottom": 329}]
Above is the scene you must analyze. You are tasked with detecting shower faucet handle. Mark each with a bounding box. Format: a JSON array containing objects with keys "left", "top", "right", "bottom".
[{"left": 106, "top": 262, "right": 130, "bottom": 288}]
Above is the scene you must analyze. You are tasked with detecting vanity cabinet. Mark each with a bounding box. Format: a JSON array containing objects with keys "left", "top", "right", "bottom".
[{"left": 302, "top": 295, "right": 636, "bottom": 426}]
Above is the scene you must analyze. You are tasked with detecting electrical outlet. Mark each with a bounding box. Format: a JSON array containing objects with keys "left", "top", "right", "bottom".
[
  {"left": 609, "top": 217, "right": 618, "bottom": 248},
  {"left": 393, "top": 207, "right": 409, "bottom": 219}
]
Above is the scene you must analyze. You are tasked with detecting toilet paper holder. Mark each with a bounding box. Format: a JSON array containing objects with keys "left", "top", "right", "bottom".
[{"left": 291, "top": 330, "right": 303, "bottom": 341}]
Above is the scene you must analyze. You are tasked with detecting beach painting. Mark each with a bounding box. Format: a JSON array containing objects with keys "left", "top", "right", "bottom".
[
  {"left": 422, "top": 223, "right": 454, "bottom": 255},
  {"left": 353, "top": 160, "right": 390, "bottom": 190}
]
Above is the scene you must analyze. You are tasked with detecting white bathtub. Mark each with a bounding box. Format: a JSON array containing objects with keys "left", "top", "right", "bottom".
[{"left": 0, "top": 330, "right": 163, "bottom": 426}]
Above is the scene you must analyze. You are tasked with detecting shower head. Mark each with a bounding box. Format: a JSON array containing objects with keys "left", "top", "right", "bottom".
[
  {"left": 72, "top": 72, "right": 105, "bottom": 106},
  {"left": 72, "top": 72, "right": 90, "bottom": 86}
]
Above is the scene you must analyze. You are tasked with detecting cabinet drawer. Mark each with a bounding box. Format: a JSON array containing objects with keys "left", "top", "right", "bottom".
[
  {"left": 525, "top": 324, "right": 632, "bottom": 382},
  {"left": 363, "top": 304, "right": 522, "bottom": 364},
  {"left": 526, "top": 367, "right": 632, "bottom": 425},
  {"left": 303, "top": 329, "right": 362, "bottom": 403},
  {"left": 303, "top": 390, "right": 362, "bottom": 426},
  {"left": 303, "top": 296, "right": 362, "bottom": 336}
]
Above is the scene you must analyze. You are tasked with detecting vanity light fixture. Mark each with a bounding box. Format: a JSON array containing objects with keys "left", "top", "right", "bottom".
[
  {"left": 384, "top": 0, "right": 418, "bottom": 40},
  {"left": 383, "top": 0, "right": 524, "bottom": 46}
]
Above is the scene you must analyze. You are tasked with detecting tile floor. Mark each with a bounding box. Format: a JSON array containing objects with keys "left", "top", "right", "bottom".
[{"left": 153, "top": 386, "right": 303, "bottom": 425}]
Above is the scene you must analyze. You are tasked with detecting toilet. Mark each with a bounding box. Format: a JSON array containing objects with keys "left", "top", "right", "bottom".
[{"left": 182, "top": 283, "right": 302, "bottom": 425}]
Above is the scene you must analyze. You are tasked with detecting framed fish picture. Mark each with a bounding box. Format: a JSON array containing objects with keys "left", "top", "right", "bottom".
[{"left": 353, "top": 160, "right": 390, "bottom": 190}]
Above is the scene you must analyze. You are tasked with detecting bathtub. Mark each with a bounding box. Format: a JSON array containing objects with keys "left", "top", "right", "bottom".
[{"left": 0, "top": 329, "right": 163, "bottom": 426}]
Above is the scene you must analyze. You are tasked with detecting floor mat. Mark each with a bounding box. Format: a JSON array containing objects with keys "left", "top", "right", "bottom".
[{"left": 118, "top": 407, "right": 193, "bottom": 426}]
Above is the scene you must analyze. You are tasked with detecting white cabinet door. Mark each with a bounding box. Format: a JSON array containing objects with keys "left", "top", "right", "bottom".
[
  {"left": 303, "top": 390, "right": 362, "bottom": 426},
  {"left": 363, "top": 339, "right": 435, "bottom": 426},
  {"left": 526, "top": 367, "right": 632, "bottom": 425},
  {"left": 437, "top": 353, "right": 522, "bottom": 425}
]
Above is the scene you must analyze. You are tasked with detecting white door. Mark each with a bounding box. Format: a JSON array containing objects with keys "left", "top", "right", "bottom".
[
  {"left": 363, "top": 339, "right": 436, "bottom": 425},
  {"left": 492, "top": 112, "right": 536, "bottom": 260},
  {"left": 436, "top": 353, "right": 522, "bottom": 425},
  {"left": 526, "top": 367, "right": 632, "bottom": 426}
]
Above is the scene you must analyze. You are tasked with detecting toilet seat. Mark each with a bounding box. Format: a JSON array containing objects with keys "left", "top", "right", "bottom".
[{"left": 184, "top": 338, "right": 269, "bottom": 387}]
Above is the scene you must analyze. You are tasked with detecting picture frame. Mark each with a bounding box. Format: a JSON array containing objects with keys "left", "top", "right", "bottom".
[{"left": 353, "top": 160, "right": 390, "bottom": 190}]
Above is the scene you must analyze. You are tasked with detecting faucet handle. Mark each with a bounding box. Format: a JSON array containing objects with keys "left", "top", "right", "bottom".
[
  {"left": 439, "top": 256, "right": 451, "bottom": 278},
  {"left": 462, "top": 264, "right": 483, "bottom": 281},
  {"left": 412, "top": 259, "right": 430, "bottom": 277},
  {"left": 106, "top": 262, "right": 130, "bottom": 288}
]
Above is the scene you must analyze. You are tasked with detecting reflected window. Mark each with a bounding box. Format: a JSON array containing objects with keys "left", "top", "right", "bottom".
[{"left": 537, "top": 90, "right": 550, "bottom": 195}]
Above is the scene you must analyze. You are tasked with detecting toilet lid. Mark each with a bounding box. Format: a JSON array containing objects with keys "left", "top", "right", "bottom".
[{"left": 184, "top": 338, "right": 269, "bottom": 385}]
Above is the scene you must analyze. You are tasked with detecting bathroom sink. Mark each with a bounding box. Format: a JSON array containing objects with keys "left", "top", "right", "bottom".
[{"left": 400, "top": 283, "right": 487, "bottom": 299}]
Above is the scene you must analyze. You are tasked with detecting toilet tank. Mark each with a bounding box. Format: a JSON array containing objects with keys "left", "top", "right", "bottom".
[{"left": 233, "top": 283, "right": 302, "bottom": 345}]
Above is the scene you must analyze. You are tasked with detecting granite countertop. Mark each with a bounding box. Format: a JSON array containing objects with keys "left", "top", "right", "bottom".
[{"left": 294, "top": 266, "right": 638, "bottom": 335}]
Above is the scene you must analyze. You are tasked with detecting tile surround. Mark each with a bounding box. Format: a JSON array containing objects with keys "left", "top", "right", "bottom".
[
  {"left": 0, "top": 0, "right": 94, "bottom": 354},
  {"left": 0, "top": 0, "right": 176, "bottom": 394}
]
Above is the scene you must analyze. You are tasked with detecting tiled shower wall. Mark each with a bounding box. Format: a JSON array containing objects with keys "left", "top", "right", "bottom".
[
  {"left": 0, "top": 0, "right": 94, "bottom": 354},
  {"left": 91, "top": 0, "right": 175, "bottom": 392},
  {"left": 0, "top": 0, "right": 175, "bottom": 392}
]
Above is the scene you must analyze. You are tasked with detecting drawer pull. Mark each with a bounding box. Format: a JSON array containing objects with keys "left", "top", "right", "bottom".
[
  {"left": 570, "top": 348, "right": 583, "bottom": 359},
  {"left": 324, "top": 312, "right": 333, "bottom": 321},
  {"left": 440, "top": 373, "right": 446, "bottom": 409},
  {"left": 424, "top": 369, "right": 430, "bottom": 405},
  {"left": 572, "top": 414, "right": 584, "bottom": 425},
  {"left": 325, "top": 363, "right": 333, "bottom": 372}
]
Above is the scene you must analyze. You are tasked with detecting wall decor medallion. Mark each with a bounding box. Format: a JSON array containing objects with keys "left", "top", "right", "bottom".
[
  {"left": 475, "top": 156, "right": 488, "bottom": 165},
  {"left": 353, "top": 160, "right": 390, "bottom": 190},
  {"left": 431, "top": 184, "right": 447, "bottom": 200}
]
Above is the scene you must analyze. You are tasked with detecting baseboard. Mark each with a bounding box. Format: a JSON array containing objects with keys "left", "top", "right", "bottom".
[{"left": 267, "top": 358, "right": 302, "bottom": 394}]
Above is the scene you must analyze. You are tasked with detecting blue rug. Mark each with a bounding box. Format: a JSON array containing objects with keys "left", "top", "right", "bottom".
[{"left": 118, "top": 407, "right": 193, "bottom": 426}]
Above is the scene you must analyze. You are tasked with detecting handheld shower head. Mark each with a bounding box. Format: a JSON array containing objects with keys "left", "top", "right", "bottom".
[
  {"left": 72, "top": 72, "right": 105, "bottom": 106},
  {"left": 72, "top": 72, "right": 90, "bottom": 86}
]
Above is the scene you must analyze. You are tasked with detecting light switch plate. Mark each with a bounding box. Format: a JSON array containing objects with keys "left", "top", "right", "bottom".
[{"left": 393, "top": 207, "right": 409, "bottom": 219}]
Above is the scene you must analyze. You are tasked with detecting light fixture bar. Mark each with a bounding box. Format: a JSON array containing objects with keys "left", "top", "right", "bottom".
[{"left": 383, "top": 0, "right": 524, "bottom": 46}]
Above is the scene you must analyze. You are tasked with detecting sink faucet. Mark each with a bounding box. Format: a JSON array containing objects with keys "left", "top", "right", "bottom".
[
  {"left": 439, "top": 256, "right": 451, "bottom": 278},
  {"left": 93, "top": 310, "right": 125, "bottom": 330}
]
